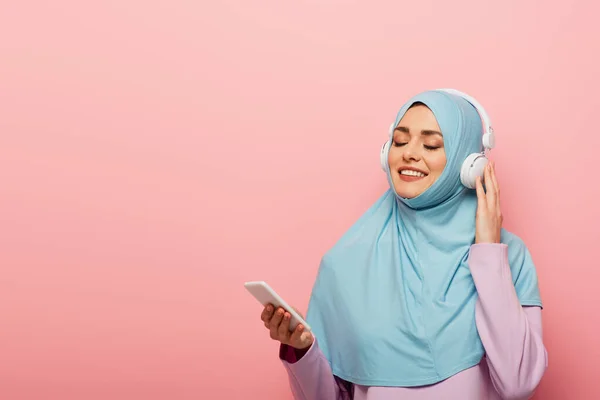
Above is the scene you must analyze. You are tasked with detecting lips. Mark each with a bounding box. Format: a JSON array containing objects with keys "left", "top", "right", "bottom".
[
  {"left": 400, "top": 170, "right": 426, "bottom": 177},
  {"left": 396, "top": 167, "right": 428, "bottom": 182},
  {"left": 398, "top": 167, "right": 428, "bottom": 177}
]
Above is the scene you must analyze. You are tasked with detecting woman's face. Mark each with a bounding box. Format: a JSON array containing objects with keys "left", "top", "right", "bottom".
[{"left": 388, "top": 104, "right": 447, "bottom": 199}]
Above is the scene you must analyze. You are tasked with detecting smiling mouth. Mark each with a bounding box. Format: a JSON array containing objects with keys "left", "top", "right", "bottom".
[
  {"left": 400, "top": 170, "right": 426, "bottom": 177},
  {"left": 398, "top": 169, "right": 427, "bottom": 182}
]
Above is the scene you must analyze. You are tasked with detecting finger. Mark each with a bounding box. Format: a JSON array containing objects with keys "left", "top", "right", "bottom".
[
  {"left": 290, "top": 324, "right": 305, "bottom": 345},
  {"left": 290, "top": 324, "right": 313, "bottom": 349},
  {"left": 262, "top": 304, "right": 274, "bottom": 328},
  {"left": 269, "top": 307, "right": 285, "bottom": 337},
  {"left": 475, "top": 176, "right": 486, "bottom": 211},
  {"left": 261, "top": 304, "right": 274, "bottom": 323},
  {"left": 299, "top": 331, "right": 314, "bottom": 348},
  {"left": 278, "top": 312, "right": 292, "bottom": 342},
  {"left": 490, "top": 162, "right": 500, "bottom": 207},
  {"left": 484, "top": 162, "right": 496, "bottom": 209}
]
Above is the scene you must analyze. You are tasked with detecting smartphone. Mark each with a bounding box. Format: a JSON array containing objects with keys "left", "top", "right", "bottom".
[{"left": 244, "top": 281, "right": 312, "bottom": 332}]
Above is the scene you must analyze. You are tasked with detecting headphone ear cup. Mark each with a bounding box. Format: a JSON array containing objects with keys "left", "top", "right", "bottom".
[
  {"left": 380, "top": 122, "right": 396, "bottom": 172},
  {"left": 460, "top": 153, "right": 488, "bottom": 189},
  {"left": 380, "top": 141, "right": 390, "bottom": 172},
  {"left": 482, "top": 132, "right": 495, "bottom": 150}
]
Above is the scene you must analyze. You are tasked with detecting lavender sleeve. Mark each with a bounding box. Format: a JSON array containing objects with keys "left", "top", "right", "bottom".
[
  {"left": 279, "top": 339, "right": 351, "bottom": 400},
  {"left": 469, "top": 243, "right": 548, "bottom": 400}
]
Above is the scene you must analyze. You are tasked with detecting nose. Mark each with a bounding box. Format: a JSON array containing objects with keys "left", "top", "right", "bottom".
[{"left": 402, "top": 141, "right": 421, "bottom": 162}]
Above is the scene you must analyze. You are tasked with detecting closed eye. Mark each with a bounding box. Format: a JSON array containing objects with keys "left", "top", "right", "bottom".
[{"left": 395, "top": 141, "right": 440, "bottom": 150}]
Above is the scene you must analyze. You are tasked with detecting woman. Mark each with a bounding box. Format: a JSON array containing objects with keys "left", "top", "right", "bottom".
[{"left": 259, "top": 89, "right": 547, "bottom": 399}]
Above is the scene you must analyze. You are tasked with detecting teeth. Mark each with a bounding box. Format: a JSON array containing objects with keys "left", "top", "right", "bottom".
[{"left": 400, "top": 170, "right": 425, "bottom": 177}]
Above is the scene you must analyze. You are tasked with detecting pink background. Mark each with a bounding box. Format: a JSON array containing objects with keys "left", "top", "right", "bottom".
[{"left": 1, "top": 1, "right": 599, "bottom": 399}]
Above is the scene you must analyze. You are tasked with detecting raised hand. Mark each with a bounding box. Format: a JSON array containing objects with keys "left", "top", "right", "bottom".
[{"left": 475, "top": 161, "right": 502, "bottom": 244}]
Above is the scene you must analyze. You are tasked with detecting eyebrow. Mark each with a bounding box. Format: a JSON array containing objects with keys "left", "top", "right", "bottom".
[{"left": 394, "top": 126, "right": 443, "bottom": 137}]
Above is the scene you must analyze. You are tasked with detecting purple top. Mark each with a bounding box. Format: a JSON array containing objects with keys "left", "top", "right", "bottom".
[{"left": 279, "top": 244, "right": 548, "bottom": 399}]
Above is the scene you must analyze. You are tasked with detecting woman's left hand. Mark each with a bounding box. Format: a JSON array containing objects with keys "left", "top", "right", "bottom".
[{"left": 475, "top": 161, "right": 502, "bottom": 244}]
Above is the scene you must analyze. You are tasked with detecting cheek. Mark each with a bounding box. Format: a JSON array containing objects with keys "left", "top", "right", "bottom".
[
  {"left": 427, "top": 152, "right": 447, "bottom": 176},
  {"left": 387, "top": 147, "right": 402, "bottom": 165}
]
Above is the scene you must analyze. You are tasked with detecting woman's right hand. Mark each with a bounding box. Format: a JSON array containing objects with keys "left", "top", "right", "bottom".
[{"left": 261, "top": 304, "right": 314, "bottom": 350}]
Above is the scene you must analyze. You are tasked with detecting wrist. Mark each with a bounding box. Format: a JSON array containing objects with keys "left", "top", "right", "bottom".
[
  {"left": 475, "top": 233, "right": 501, "bottom": 244},
  {"left": 475, "top": 239, "right": 501, "bottom": 244},
  {"left": 280, "top": 336, "right": 314, "bottom": 363}
]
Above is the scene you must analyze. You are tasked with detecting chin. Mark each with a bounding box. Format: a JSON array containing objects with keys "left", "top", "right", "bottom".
[
  {"left": 393, "top": 185, "right": 421, "bottom": 199},
  {"left": 395, "top": 190, "right": 419, "bottom": 199},
  {"left": 392, "top": 178, "right": 430, "bottom": 199}
]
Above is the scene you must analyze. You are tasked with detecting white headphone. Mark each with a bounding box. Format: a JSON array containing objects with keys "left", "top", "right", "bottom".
[{"left": 380, "top": 88, "right": 495, "bottom": 189}]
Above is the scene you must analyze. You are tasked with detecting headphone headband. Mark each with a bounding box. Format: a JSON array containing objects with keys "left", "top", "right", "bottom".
[{"left": 435, "top": 88, "right": 495, "bottom": 150}]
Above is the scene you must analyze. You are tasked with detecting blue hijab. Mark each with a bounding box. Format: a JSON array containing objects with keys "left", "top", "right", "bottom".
[{"left": 305, "top": 90, "right": 542, "bottom": 387}]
